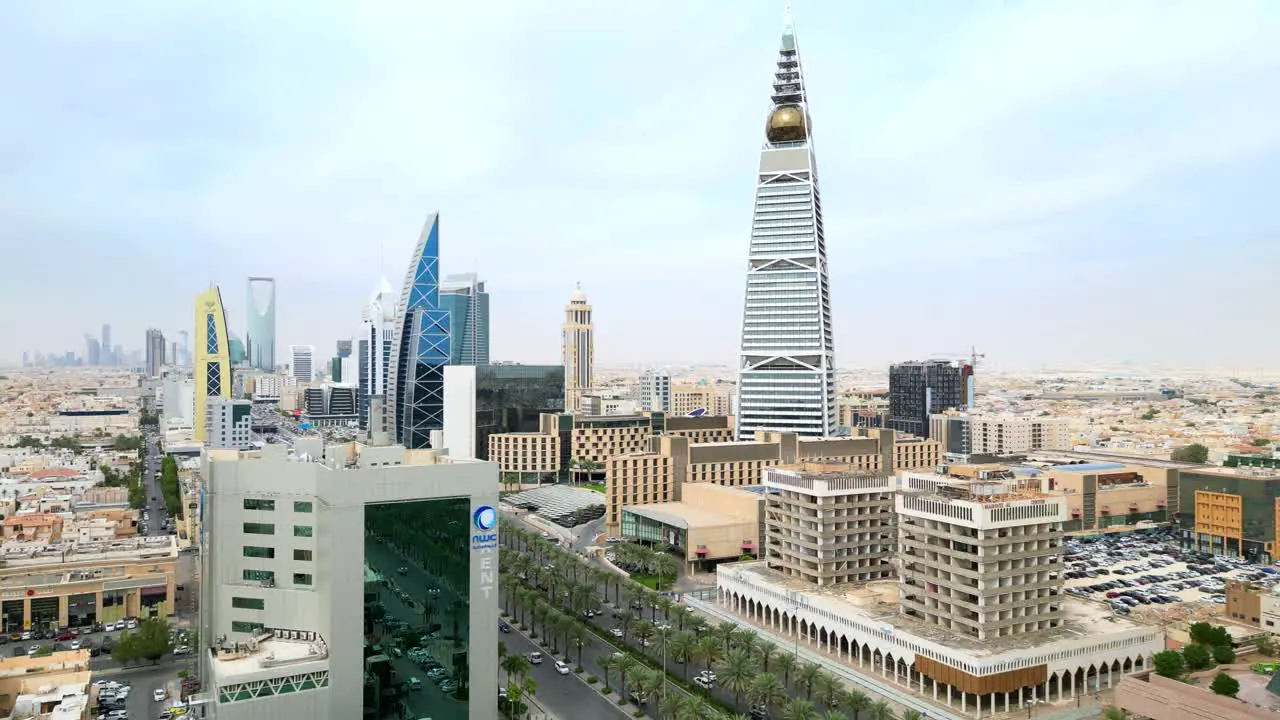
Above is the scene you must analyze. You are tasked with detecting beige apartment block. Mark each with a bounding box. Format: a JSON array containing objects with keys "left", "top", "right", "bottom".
[
  {"left": 898, "top": 469, "right": 1068, "bottom": 641},
  {"left": 764, "top": 465, "right": 896, "bottom": 585},
  {"left": 488, "top": 412, "right": 735, "bottom": 483},
  {"left": 838, "top": 390, "right": 889, "bottom": 428},
  {"left": 931, "top": 412, "right": 1071, "bottom": 456},
  {"left": 605, "top": 428, "right": 933, "bottom": 533},
  {"left": 671, "top": 384, "right": 732, "bottom": 417},
  {"left": 488, "top": 432, "right": 561, "bottom": 484}
]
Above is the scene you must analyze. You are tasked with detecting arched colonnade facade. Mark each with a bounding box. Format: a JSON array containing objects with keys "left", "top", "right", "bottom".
[{"left": 716, "top": 576, "right": 1162, "bottom": 719}]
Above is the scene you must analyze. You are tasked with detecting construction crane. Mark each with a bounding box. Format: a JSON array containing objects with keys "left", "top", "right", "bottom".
[{"left": 930, "top": 347, "right": 986, "bottom": 368}]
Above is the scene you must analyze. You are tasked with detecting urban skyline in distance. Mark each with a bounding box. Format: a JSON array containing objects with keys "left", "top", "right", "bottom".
[{"left": 3, "top": 1, "right": 1280, "bottom": 370}]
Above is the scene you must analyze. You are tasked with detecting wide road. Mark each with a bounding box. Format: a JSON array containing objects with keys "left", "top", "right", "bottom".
[
  {"left": 501, "top": 624, "right": 629, "bottom": 720},
  {"left": 365, "top": 535, "right": 468, "bottom": 720}
]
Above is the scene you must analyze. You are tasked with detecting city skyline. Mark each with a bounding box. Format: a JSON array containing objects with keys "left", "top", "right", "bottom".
[{"left": 3, "top": 1, "right": 1280, "bottom": 369}]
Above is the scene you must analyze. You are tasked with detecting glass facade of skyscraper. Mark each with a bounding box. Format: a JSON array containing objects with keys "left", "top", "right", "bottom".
[
  {"left": 474, "top": 364, "right": 564, "bottom": 460},
  {"left": 389, "top": 215, "right": 451, "bottom": 449},
  {"left": 363, "top": 497, "right": 471, "bottom": 720}
]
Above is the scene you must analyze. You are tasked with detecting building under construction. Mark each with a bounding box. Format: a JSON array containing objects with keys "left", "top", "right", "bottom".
[{"left": 897, "top": 468, "right": 1068, "bottom": 641}]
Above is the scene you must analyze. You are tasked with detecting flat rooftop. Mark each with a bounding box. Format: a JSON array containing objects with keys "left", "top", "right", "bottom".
[
  {"left": 0, "top": 534, "right": 177, "bottom": 567},
  {"left": 210, "top": 630, "right": 329, "bottom": 683},
  {"left": 720, "top": 561, "right": 1152, "bottom": 657},
  {"left": 625, "top": 501, "right": 752, "bottom": 529}
]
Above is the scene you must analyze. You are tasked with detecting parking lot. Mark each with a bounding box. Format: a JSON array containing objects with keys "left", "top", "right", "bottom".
[{"left": 1063, "top": 527, "right": 1280, "bottom": 618}]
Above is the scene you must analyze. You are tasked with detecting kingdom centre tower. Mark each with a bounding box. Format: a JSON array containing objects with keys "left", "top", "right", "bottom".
[{"left": 735, "top": 8, "right": 837, "bottom": 439}]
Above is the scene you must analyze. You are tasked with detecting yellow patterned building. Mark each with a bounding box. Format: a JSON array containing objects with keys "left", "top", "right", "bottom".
[{"left": 194, "top": 286, "right": 232, "bottom": 443}]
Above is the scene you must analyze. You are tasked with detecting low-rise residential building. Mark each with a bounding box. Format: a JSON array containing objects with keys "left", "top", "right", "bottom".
[
  {"left": 0, "top": 535, "right": 178, "bottom": 632},
  {"left": 931, "top": 412, "right": 1072, "bottom": 456}
]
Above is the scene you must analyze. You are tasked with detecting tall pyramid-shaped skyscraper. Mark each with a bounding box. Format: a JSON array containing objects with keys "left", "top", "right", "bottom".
[{"left": 735, "top": 8, "right": 837, "bottom": 439}]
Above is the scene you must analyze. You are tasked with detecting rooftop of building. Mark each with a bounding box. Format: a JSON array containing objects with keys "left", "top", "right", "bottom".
[
  {"left": 720, "top": 561, "right": 1152, "bottom": 658},
  {"left": 0, "top": 534, "right": 176, "bottom": 569},
  {"left": 624, "top": 487, "right": 759, "bottom": 529},
  {"left": 210, "top": 629, "right": 329, "bottom": 683},
  {"left": 1024, "top": 450, "right": 1202, "bottom": 470}
]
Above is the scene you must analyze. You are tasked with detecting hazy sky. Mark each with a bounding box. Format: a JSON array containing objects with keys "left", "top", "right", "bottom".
[{"left": 3, "top": 0, "right": 1279, "bottom": 370}]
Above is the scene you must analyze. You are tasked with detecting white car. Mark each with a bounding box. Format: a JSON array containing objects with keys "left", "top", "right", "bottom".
[
  {"left": 554, "top": 660, "right": 570, "bottom": 675},
  {"left": 528, "top": 652, "right": 542, "bottom": 665},
  {"left": 153, "top": 688, "right": 167, "bottom": 702},
  {"left": 70, "top": 639, "right": 82, "bottom": 650}
]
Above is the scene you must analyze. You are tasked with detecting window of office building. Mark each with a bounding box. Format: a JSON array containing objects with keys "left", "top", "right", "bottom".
[
  {"left": 243, "top": 569, "right": 275, "bottom": 584},
  {"left": 293, "top": 525, "right": 313, "bottom": 538},
  {"left": 243, "top": 545, "right": 275, "bottom": 559},
  {"left": 231, "top": 621, "right": 264, "bottom": 635},
  {"left": 363, "top": 497, "right": 470, "bottom": 719},
  {"left": 232, "top": 597, "right": 265, "bottom": 610},
  {"left": 243, "top": 522, "right": 275, "bottom": 535},
  {"left": 293, "top": 573, "right": 313, "bottom": 586},
  {"left": 294, "top": 501, "right": 313, "bottom": 513},
  {"left": 294, "top": 549, "right": 313, "bottom": 561},
  {"left": 243, "top": 498, "right": 276, "bottom": 511}
]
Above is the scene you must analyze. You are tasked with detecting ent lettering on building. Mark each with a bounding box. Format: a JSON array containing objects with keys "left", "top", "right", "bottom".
[{"left": 479, "top": 554, "right": 495, "bottom": 600}]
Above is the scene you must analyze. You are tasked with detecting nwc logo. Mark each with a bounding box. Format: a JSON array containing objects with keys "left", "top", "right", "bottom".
[{"left": 471, "top": 505, "right": 498, "bottom": 549}]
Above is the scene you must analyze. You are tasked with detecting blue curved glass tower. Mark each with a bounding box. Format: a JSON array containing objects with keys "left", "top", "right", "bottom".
[{"left": 387, "top": 214, "right": 452, "bottom": 449}]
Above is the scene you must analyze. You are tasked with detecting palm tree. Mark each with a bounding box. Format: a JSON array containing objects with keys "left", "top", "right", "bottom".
[
  {"left": 598, "top": 653, "right": 618, "bottom": 693},
  {"left": 659, "top": 691, "right": 685, "bottom": 719},
  {"left": 668, "top": 631, "right": 696, "bottom": 679},
  {"left": 567, "top": 622, "right": 592, "bottom": 669},
  {"left": 716, "top": 648, "right": 756, "bottom": 707},
  {"left": 812, "top": 672, "right": 842, "bottom": 710},
  {"left": 692, "top": 634, "right": 723, "bottom": 673},
  {"left": 1103, "top": 708, "right": 1128, "bottom": 720},
  {"left": 900, "top": 710, "right": 922, "bottom": 720},
  {"left": 501, "top": 653, "right": 530, "bottom": 686},
  {"left": 614, "top": 654, "right": 639, "bottom": 702},
  {"left": 756, "top": 641, "right": 778, "bottom": 673},
  {"left": 821, "top": 711, "right": 850, "bottom": 720},
  {"left": 773, "top": 651, "right": 797, "bottom": 688},
  {"left": 714, "top": 621, "right": 739, "bottom": 654},
  {"left": 781, "top": 698, "right": 822, "bottom": 720},
  {"left": 795, "top": 661, "right": 823, "bottom": 700},
  {"left": 675, "top": 693, "right": 714, "bottom": 720},
  {"left": 867, "top": 700, "right": 895, "bottom": 720},
  {"left": 844, "top": 690, "right": 871, "bottom": 720},
  {"left": 748, "top": 672, "right": 787, "bottom": 712}
]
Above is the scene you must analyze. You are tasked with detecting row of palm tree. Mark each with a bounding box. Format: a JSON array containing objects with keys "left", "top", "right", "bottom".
[
  {"left": 609, "top": 539, "right": 682, "bottom": 590},
  {"left": 500, "top": 521, "right": 912, "bottom": 720}
]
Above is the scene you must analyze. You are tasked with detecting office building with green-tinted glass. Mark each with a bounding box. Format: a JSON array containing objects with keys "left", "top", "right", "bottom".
[{"left": 200, "top": 438, "right": 498, "bottom": 720}]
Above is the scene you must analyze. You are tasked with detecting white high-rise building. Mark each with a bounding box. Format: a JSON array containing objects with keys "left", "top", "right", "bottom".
[
  {"left": 199, "top": 439, "right": 499, "bottom": 719},
  {"left": 562, "top": 284, "right": 594, "bottom": 413},
  {"left": 290, "top": 345, "right": 315, "bottom": 383},
  {"left": 206, "top": 397, "right": 253, "bottom": 449},
  {"left": 358, "top": 277, "right": 398, "bottom": 430},
  {"left": 638, "top": 369, "right": 671, "bottom": 412},
  {"left": 735, "top": 10, "right": 836, "bottom": 440}
]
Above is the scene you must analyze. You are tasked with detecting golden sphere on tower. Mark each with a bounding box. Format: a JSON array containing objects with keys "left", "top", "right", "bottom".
[{"left": 766, "top": 105, "right": 809, "bottom": 143}]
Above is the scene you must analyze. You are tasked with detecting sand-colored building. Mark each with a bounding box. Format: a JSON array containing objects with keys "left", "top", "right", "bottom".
[
  {"left": 621, "top": 483, "right": 762, "bottom": 567},
  {"left": 605, "top": 428, "right": 941, "bottom": 533},
  {"left": 488, "top": 411, "right": 735, "bottom": 483},
  {"left": 0, "top": 650, "right": 91, "bottom": 719},
  {"left": 0, "top": 535, "right": 178, "bottom": 632}
]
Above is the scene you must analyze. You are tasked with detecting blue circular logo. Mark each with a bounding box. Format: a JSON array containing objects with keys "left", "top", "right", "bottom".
[{"left": 473, "top": 505, "right": 498, "bottom": 531}]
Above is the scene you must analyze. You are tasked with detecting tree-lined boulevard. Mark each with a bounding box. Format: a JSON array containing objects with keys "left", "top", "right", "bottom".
[{"left": 499, "top": 520, "right": 913, "bottom": 720}]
